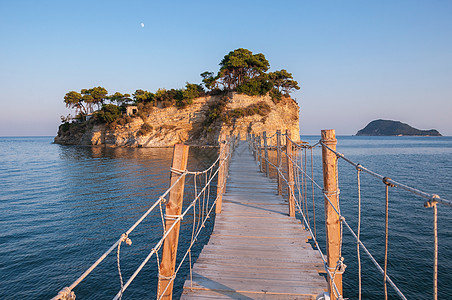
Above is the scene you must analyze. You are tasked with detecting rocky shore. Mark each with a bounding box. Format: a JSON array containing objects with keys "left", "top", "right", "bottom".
[{"left": 54, "top": 93, "right": 300, "bottom": 147}]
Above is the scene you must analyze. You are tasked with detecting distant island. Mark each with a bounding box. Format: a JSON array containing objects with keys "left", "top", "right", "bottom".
[{"left": 356, "top": 119, "right": 441, "bottom": 136}]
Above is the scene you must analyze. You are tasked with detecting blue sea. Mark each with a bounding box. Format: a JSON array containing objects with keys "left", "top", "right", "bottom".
[{"left": 0, "top": 136, "right": 451, "bottom": 299}]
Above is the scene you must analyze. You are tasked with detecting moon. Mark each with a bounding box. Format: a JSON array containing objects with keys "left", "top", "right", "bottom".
[{"left": 140, "top": 23, "right": 145, "bottom": 28}]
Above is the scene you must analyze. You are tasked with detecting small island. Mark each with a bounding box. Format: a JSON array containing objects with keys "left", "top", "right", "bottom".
[
  {"left": 55, "top": 48, "right": 301, "bottom": 147},
  {"left": 356, "top": 119, "right": 441, "bottom": 136}
]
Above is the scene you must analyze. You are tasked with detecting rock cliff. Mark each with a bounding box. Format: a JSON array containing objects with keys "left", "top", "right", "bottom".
[{"left": 54, "top": 93, "right": 300, "bottom": 147}]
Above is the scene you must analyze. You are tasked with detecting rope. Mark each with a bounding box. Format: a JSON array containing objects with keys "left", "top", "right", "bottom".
[
  {"left": 311, "top": 147, "right": 317, "bottom": 241},
  {"left": 320, "top": 141, "right": 452, "bottom": 208},
  {"left": 384, "top": 183, "right": 390, "bottom": 300},
  {"left": 54, "top": 287, "right": 75, "bottom": 300},
  {"left": 53, "top": 137, "right": 237, "bottom": 300},
  {"left": 156, "top": 151, "right": 231, "bottom": 300},
  {"left": 117, "top": 233, "right": 132, "bottom": 300},
  {"left": 433, "top": 203, "right": 438, "bottom": 300},
  {"left": 283, "top": 146, "right": 407, "bottom": 300},
  {"left": 425, "top": 195, "right": 439, "bottom": 300},
  {"left": 357, "top": 167, "right": 362, "bottom": 300}
]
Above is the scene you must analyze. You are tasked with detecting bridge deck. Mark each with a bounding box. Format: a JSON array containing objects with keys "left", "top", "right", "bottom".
[{"left": 181, "top": 141, "right": 327, "bottom": 299}]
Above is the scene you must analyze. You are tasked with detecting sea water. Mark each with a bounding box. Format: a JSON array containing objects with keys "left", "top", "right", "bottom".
[{"left": 0, "top": 136, "right": 451, "bottom": 299}]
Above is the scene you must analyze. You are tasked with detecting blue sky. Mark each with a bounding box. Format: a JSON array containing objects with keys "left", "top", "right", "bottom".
[{"left": 1, "top": 0, "right": 451, "bottom": 136}]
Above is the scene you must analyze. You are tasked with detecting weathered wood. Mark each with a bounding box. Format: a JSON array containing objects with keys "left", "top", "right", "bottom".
[
  {"left": 276, "top": 130, "right": 283, "bottom": 195},
  {"left": 286, "top": 130, "right": 296, "bottom": 217},
  {"left": 157, "top": 144, "right": 190, "bottom": 300},
  {"left": 263, "top": 131, "right": 270, "bottom": 177},
  {"left": 182, "top": 141, "right": 326, "bottom": 299},
  {"left": 252, "top": 134, "right": 257, "bottom": 160},
  {"left": 321, "top": 129, "right": 342, "bottom": 298},
  {"left": 257, "top": 136, "right": 263, "bottom": 172},
  {"left": 216, "top": 134, "right": 227, "bottom": 214}
]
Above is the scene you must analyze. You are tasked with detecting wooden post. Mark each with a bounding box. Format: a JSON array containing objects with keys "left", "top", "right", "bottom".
[
  {"left": 285, "top": 130, "right": 295, "bottom": 217},
  {"left": 157, "top": 144, "right": 190, "bottom": 300},
  {"left": 276, "top": 130, "right": 282, "bottom": 195},
  {"left": 216, "top": 134, "right": 227, "bottom": 214},
  {"left": 263, "top": 131, "right": 269, "bottom": 177},
  {"left": 257, "top": 136, "right": 262, "bottom": 172},
  {"left": 321, "top": 129, "right": 342, "bottom": 298},
  {"left": 252, "top": 134, "right": 256, "bottom": 160}
]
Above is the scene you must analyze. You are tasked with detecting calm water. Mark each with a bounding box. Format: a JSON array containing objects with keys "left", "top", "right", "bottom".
[
  {"left": 0, "top": 136, "right": 451, "bottom": 299},
  {"left": 299, "top": 135, "right": 452, "bottom": 299}
]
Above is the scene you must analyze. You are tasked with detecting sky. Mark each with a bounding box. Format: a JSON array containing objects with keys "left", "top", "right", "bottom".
[{"left": 0, "top": 0, "right": 451, "bottom": 136}]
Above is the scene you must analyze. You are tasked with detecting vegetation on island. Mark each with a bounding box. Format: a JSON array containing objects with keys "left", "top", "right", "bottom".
[
  {"left": 60, "top": 48, "right": 300, "bottom": 133},
  {"left": 356, "top": 120, "right": 441, "bottom": 136}
]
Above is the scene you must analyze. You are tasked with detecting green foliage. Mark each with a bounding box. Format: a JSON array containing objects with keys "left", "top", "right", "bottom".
[
  {"left": 200, "top": 48, "right": 300, "bottom": 100},
  {"left": 81, "top": 87, "right": 108, "bottom": 112},
  {"left": 202, "top": 48, "right": 270, "bottom": 91},
  {"left": 137, "top": 122, "right": 153, "bottom": 136},
  {"left": 64, "top": 91, "right": 86, "bottom": 115},
  {"left": 59, "top": 122, "right": 71, "bottom": 132},
  {"left": 133, "top": 89, "right": 155, "bottom": 103},
  {"left": 177, "top": 83, "right": 205, "bottom": 108},
  {"left": 269, "top": 88, "right": 282, "bottom": 103},
  {"left": 236, "top": 75, "right": 273, "bottom": 96},
  {"left": 154, "top": 88, "right": 182, "bottom": 108},
  {"left": 218, "top": 48, "right": 270, "bottom": 90},
  {"left": 203, "top": 96, "right": 229, "bottom": 129},
  {"left": 221, "top": 101, "right": 271, "bottom": 124},
  {"left": 268, "top": 69, "right": 300, "bottom": 95},
  {"left": 109, "top": 92, "right": 132, "bottom": 106},
  {"left": 201, "top": 72, "right": 217, "bottom": 90},
  {"left": 62, "top": 49, "right": 298, "bottom": 126},
  {"left": 94, "top": 104, "right": 122, "bottom": 123}
]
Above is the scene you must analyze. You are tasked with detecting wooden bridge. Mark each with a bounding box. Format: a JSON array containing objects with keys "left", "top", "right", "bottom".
[
  {"left": 53, "top": 130, "right": 449, "bottom": 300},
  {"left": 181, "top": 141, "right": 327, "bottom": 299}
]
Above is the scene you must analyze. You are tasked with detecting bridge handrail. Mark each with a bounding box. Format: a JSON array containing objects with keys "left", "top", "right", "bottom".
[
  {"left": 250, "top": 130, "right": 450, "bottom": 300},
  {"left": 53, "top": 136, "right": 238, "bottom": 300},
  {"left": 320, "top": 141, "right": 452, "bottom": 208},
  {"left": 283, "top": 149, "right": 407, "bottom": 300}
]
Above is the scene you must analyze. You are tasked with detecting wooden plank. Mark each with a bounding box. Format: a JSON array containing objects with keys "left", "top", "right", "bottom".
[
  {"left": 181, "top": 140, "right": 327, "bottom": 299},
  {"left": 181, "top": 289, "right": 319, "bottom": 300}
]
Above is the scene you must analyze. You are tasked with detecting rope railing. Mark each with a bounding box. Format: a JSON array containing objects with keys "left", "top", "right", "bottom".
[
  {"left": 250, "top": 134, "right": 344, "bottom": 299},
  {"left": 320, "top": 141, "right": 452, "bottom": 208},
  {"left": 248, "top": 130, "right": 447, "bottom": 300},
  {"left": 319, "top": 139, "right": 447, "bottom": 300},
  {"left": 53, "top": 136, "right": 238, "bottom": 300},
  {"left": 284, "top": 152, "right": 407, "bottom": 299}
]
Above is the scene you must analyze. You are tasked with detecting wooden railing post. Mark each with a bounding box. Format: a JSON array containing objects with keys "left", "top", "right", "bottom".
[
  {"left": 252, "top": 134, "right": 256, "bottom": 160},
  {"left": 276, "top": 130, "right": 282, "bottom": 195},
  {"left": 263, "top": 131, "right": 269, "bottom": 177},
  {"left": 216, "top": 134, "right": 227, "bottom": 214},
  {"left": 285, "top": 130, "right": 295, "bottom": 217},
  {"left": 257, "top": 136, "right": 263, "bottom": 172},
  {"left": 157, "top": 144, "right": 190, "bottom": 300},
  {"left": 321, "top": 129, "right": 342, "bottom": 298}
]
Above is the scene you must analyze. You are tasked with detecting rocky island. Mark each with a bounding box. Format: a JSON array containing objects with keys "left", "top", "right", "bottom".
[
  {"left": 356, "top": 119, "right": 441, "bottom": 136},
  {"left": 55, "top": 48, "right": 300, "bottom": 147}
]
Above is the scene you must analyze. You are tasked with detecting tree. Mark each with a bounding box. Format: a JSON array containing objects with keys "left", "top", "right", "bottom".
[
  {"left": 218, "top": 48, "right": 270, "bottom": 90},
  {"left": 64, "top": 91, "right": 86, "bottom": 115},
  {"left": 236, "top": 74, "right": 273, "bottom": 96},
  {"left": 81, "top": 87, "right": 108, "bottom": 112},
  {"left": 94, "top": 104, "right": 122, "bottom": 123},
  {"left": 133, "top": 89, "right": 155, "bottom": 103},
  {"left": 200, "top": 72, "right": 218, "bottom": 90},
  {"left": 177, "top": 83, "right": 205, "bottom": 108},
  {"left": 109, "top": 92, "right": 132, "bottom": 106},
  {"left": 268, "top": 69, "right": 300, "bottom": 95}
]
